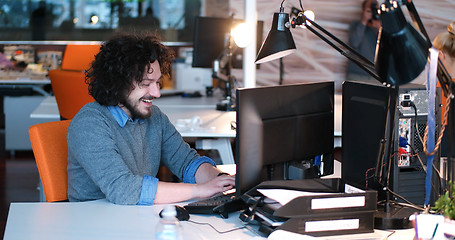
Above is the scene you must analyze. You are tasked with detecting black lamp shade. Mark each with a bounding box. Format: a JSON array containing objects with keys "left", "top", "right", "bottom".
[
  {"left": 255, "top": 12, "right": 296, "bottom": 64},
  {"left": 375, "top": 2, "right": 429, "bottom": 85}
]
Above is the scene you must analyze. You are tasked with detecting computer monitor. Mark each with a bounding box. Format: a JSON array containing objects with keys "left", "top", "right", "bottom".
[
  {"left": 192, "top": 16, "right": 263, "bottom": 69},
  {"left": 235, "top": 82, "right": 335, "bottom": 195},
  {"left": 342, "top": 81, "right": 389, "bottom": 192}
]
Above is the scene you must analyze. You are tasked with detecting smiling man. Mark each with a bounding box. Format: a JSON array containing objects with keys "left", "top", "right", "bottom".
[{"left": 66, "top": 33, "right": 234, "bottom": 205}]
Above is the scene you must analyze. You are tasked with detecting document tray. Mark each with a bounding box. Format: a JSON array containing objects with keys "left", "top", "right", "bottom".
[{"left": 241, "top": 178, "right": 377, "bottom": 237}]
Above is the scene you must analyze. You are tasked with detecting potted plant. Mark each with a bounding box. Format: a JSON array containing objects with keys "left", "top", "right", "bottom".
[
  {"left": 432, "top": 181, "right": 455, "bottom": 238},
  {"left": 433, "top": 181, "right": 455, "bottom": 220}
]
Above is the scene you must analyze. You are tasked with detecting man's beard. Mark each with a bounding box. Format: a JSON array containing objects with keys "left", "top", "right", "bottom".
[{"left": 124, "top": 99, "right": 153, "bottom": 120}]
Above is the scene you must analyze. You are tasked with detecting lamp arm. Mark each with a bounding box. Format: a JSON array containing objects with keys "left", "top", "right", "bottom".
[
  {"left": 403, "top": 0, "right": 432, "bottom": 47},
  {"left": 299, "top": 16, "right": 381, "bottom": 81}
]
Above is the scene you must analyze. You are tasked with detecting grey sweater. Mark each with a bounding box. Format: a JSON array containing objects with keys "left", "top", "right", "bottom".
[{"left": 67, "top": 102, "right": 199, "bottom": 204}]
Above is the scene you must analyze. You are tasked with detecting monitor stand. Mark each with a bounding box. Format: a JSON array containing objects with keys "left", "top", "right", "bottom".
[{"left": 374, "top": 203, "right": 415, "bottom": 229}]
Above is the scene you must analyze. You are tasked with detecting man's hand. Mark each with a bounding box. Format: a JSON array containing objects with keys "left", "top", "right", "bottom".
[
  {"left": 193, "top": 174, "right": 235, "bottom": 199},
  {"left": 154, "top": 174, "right": 235, "bottom": 204}
]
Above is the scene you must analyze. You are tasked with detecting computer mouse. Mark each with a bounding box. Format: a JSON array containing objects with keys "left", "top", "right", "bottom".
[
  {"left": 159, "top": 205, "right": 190, "bottom": 221},
  {"left": 174, "top": 205, "right": 190, "bottom": 221}
]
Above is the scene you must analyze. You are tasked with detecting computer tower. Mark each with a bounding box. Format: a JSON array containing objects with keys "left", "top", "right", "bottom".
[
  {"left": 393, "top": 86, "right": 442, "bottom": 205},
  {"left": 342, "top": 81, "right": 441, "bottom": 205}
]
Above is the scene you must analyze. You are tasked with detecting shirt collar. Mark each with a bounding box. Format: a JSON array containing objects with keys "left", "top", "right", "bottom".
[{"left": 108, "top": 105, "right": 144, "bottom": 127}]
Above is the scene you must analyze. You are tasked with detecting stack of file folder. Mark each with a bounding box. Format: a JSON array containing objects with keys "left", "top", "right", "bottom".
[{"left": 240, "top": 178, "right": 377, "bottom": 237}]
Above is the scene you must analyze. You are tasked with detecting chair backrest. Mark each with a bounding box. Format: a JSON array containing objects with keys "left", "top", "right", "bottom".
[
  {"left": 61, "top": 44, "right": 100, "bottom": 71},
  {"left": 29, "top": 120, "right": 71, "bottom": 202},
  {"left": 48, "top": 69, "right": 94, "bottom": 120}
]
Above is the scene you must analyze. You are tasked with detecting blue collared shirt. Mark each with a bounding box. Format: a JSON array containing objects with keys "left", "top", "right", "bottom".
[{"left": 107, "top": 106, "right": 215, "bottom": 205}]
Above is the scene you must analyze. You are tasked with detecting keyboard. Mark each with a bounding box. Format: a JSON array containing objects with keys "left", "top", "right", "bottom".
[{"left": 184, "top": 193, "right": 247, "bottom": 218}]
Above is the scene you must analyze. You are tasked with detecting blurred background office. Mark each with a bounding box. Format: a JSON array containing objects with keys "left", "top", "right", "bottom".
[
  {"left": 345, "top": 0, "right": 381, "bottom": 86},
  {"left": 0, "top": 0, "right": 206, "bottom": 42},
  {"left": 0, "top": 0, "right": 452, "bottom": 88}
]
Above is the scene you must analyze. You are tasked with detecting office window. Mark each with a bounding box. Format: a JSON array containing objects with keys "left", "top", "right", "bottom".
[{"left": 0, "top": 0, "right": 199, "bottom": 41}]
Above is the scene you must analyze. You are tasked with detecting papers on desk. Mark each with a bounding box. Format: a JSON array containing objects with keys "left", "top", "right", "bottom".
[
  {"left": 257, "top": 184, "right": 366, "bottom": 207},
  {"left": 268, "top": 230, "right": 318, "bottom": 239},
  {"left": 258, "top": 189, "right": 334, "bottom": 206},
  {"left": 174, "top": 116, "right": 203, "bottom": 132},
  {"left": 266, "top": 229, "right": 415, "bottom": 240}
]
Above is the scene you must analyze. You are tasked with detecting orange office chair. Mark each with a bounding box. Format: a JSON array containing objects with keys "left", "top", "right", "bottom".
[
  {"left": 29, "top": 120, "right": 71, "bottom": 202},
  {"left": 48, "top": 69, "right": 94, "bottom": 120},
  {"left": 61, "top": 44, "right": 100, "bottom": 71}
]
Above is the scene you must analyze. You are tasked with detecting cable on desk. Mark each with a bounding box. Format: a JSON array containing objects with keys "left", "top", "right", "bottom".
[
  {"left": 384, "top": 230, "right": 396, "bottom": 239},
  {"left": 188, "top": 220, "right": 247, "bottom": 234}
]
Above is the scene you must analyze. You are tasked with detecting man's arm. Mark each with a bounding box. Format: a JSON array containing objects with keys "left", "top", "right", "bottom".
[
  {"left": 139, "top": 160, "right": 235, "bottom": 205},
  {"left": 153, "top": 171, "right": 235, "bottom": 204},
  {"left": 194, "top": 162, "right": 224, "bottom": 183}
]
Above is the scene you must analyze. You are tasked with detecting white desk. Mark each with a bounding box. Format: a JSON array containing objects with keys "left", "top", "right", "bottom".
[
  {"left": 29, "top": 95, "right": 58, "bottom": 118},
  {"left": 153, "top": 95, "right": 236, "bottom": 139},
  {"left": 0, "top": 76, "right": 51, "bottom": 96},
  {"left": 155, "top": 96, "right": 236, "bottom": 164},
  {"left": 3, "top": 199, "right": 258, "bottom": 240},
  {"left": 0, "top": 77, "right": 52, "bottom": 153},
  {"left": 3, "top": 199, "right": 416, "bottom": 240}
]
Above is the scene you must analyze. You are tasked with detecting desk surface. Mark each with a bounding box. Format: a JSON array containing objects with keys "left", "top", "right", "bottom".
[
  {"left": 0, "top": 70, "right": 49, "bottom": 84},
  {"left": 30, "top": 95, "right": 236, "bottom": 138},
  {"left": 0, "top": 72, "right": 50, "bottom": 95},
  {"left": 3, "top": 199, "right": 415, "bottom": 240},
  {"left": 3, "top": 199, "right": 257, "bottom": 240},
  {"left": 0, "top": 79, "right": 50, "bottom": 84}
]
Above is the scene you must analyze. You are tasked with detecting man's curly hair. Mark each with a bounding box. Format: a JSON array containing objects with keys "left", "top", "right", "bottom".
[{"left": 85, "top": 33, "right": 175, "bottom": 106}]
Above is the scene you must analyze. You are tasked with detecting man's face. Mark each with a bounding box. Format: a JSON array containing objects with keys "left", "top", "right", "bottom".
[{"left": 121, "top": 60, "right": 162, "bottom": 119}]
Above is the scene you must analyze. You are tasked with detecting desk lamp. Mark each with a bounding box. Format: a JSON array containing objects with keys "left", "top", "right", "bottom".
[
  {"left": 255, "top": 0, "right": 453, "bottom": 230},
  {"left": 213, "top": 17, "right": 252, "bottom": 111}
]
